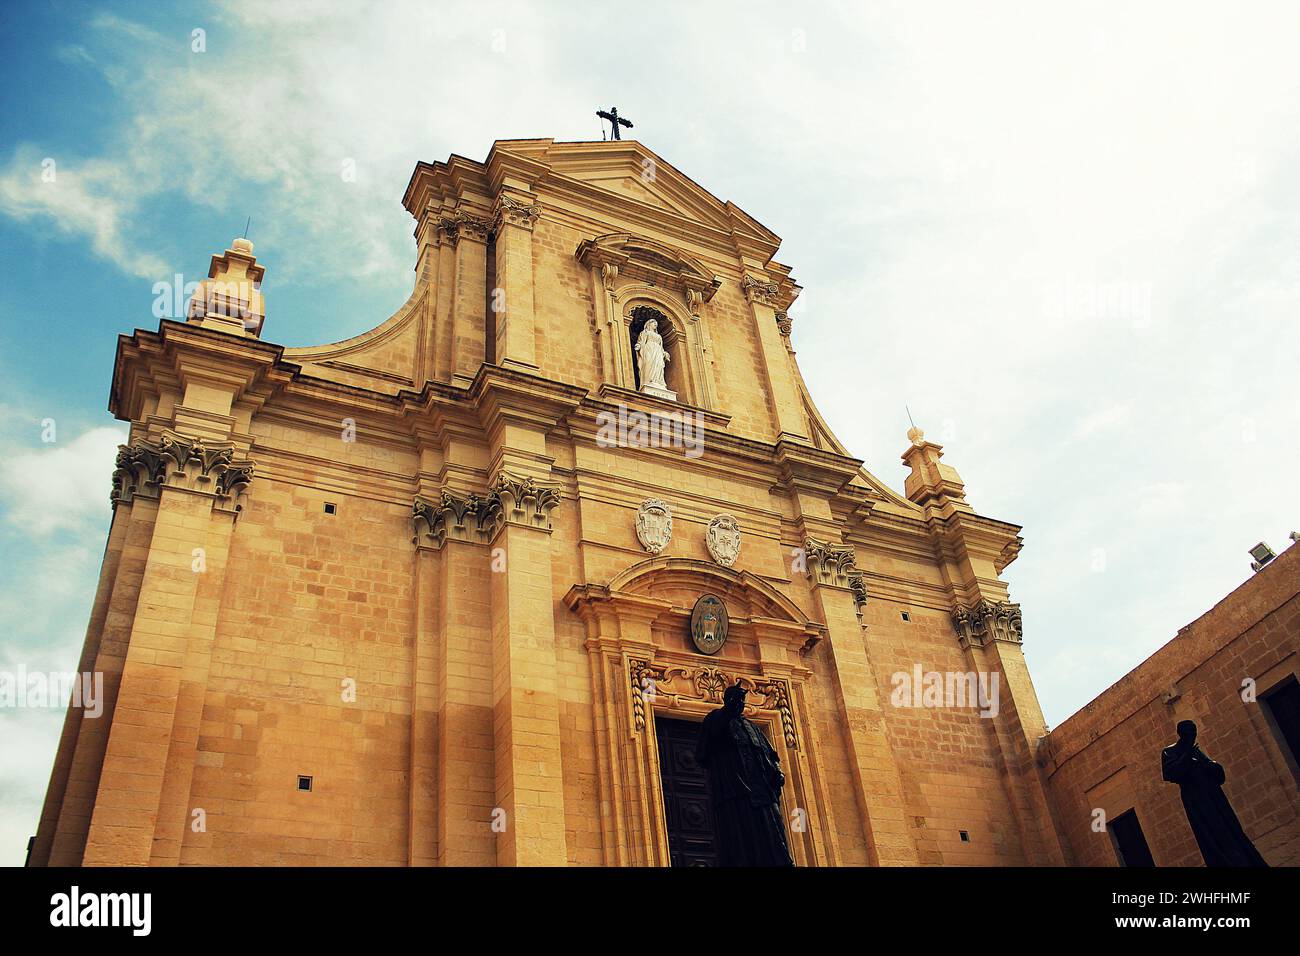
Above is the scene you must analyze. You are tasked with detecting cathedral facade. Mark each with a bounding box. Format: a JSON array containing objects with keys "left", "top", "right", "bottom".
[{"left": 31, "top": 138, "right": 1068, "bottom": 866}]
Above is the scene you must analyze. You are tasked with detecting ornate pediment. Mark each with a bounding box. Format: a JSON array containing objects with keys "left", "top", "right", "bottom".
[{"left": 575, "top": 233, "right": 721, "bottom": 310}]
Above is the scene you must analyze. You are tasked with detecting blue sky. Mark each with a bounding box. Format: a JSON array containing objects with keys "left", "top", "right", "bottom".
[{"left": 2, "top": 0, "right": 1298, "bottom": 865}]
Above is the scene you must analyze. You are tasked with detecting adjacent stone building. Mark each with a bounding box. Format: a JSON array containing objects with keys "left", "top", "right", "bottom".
[
  {"left": 31, "top": 137, "right": 1290, "bottom": 867},
  {"left": 1042, "top": 541, "right": 1300, "bottom": 867}
]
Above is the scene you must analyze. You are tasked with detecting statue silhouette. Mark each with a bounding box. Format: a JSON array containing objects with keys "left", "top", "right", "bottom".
[
  {"left": 695, "top": 683, "right": 794, "bottom": 867},
  {"left": 1161, "top": 720, "right": 1267, "bottom": 867}
]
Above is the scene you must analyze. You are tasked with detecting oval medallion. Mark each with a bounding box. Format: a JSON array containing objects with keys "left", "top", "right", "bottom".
[{"left": 690, "top": 594, "right": 729, "bottom": 656}]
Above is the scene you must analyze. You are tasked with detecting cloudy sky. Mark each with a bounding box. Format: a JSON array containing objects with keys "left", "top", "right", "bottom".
[{"left": 1, "top": 0, "right": 1298, "bottom": 865}]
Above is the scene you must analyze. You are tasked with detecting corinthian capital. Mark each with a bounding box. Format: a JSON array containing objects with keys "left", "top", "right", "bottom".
[
  {"left": 952, "top": 599, "right": 1023, "bottom": 648},
  {"left": 484, "top": 471, "right": 562, "bottom": 535},
  {"left": 412, "top": 490, "right": 492, "bottom": 547},
  {"left": 453, "top": 209, "right": 493, "bottom": 243},
  {"left": 493, "top": 194, "right": 541, "bottom": 232},
  {"left": 436, "top": 215, "right": 460, "bottom": 247},
  {"left": 111, "top": 433, "right": 255, "bottom": 512},
  {"left": 803, "top": 537, "right": 867, "bottom": 617},
  {"left": 741, "top": 274, "right": 780, "bottom": 307}
]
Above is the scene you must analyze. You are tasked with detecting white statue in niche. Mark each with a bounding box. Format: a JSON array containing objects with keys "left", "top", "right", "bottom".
[{"left": 634, "top": 318, "right": 676, "bottom": 400}]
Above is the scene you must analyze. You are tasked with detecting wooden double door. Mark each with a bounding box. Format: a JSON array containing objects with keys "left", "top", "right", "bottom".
[{"left": 655, "top": 717, "right": 719, "bottom": 867}]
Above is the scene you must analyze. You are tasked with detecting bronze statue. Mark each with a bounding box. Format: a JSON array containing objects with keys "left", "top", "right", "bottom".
[
  {"left": 695, "top": 683, "right": 794, "bottom": 866},
  {"left": 1161, "top": 720, "right": 1267, "bottom": 867}
]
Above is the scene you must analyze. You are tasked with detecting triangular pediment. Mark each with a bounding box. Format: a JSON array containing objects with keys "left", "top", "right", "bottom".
[{"left": 488, "top": 139, "right": 779, "bottom": 252}]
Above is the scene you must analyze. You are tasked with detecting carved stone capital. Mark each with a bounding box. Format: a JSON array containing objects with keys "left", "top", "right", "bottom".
[
  {"left": 454, "top": 210, "right": 493, "bottom": 243},
  {"left": 803, "top": 537, "right": 867, "bottom": 617},
  {"left": 741, "top": 274, "right": 780, "bottom": 307},
  {"left": 483, "top": 471, "right": 562, "bottom": 535},
  {"left": 111, "top": 433, "right": 255, "bottom": 512},
  {"left": 952, "top": 599, "right": 1023, "bottom": 648},
  {"left": 775, "top": 311, "right": 793, "bottom": 336},
  {"left": 493, "top": 194, "right": 541, "bottom": 232},
  {"left": 436, "top": 215, "right": 460, "bottom": 247},
  {"left": 412, "top": 489, "right": 492, "bottom": 548}
]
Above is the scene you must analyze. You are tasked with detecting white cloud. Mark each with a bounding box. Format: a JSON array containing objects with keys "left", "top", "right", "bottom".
[
  {"left": 1, "top": 1, "right": 1298, "bottom": 749},
  {"left": 0, "top": 145, "right": 168, "bottom": 279},
  {"left": 0, "top": 426, "right": 125, "bottom": 535}
]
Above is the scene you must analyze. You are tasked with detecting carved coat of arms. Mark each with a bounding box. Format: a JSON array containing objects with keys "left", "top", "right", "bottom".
[
  {"left": 690, "top": 594, "right": 729, "bottom": 655},
  {"left": 635, "top": 498, "right": 673, "bottom": 554},
  {"left": 706, "top": 514, "right": 741, "bottom": 567}
]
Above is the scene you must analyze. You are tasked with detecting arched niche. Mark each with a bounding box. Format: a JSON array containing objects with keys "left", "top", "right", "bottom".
[
  {"left": 576, "top": 234, "right": 722, "bottom": 409},
  {"left": 628, "top": 302, "right": 692, "bottom": 401},
  {"left": 612, "top": 286, "right": 715, "bottom": 409}
]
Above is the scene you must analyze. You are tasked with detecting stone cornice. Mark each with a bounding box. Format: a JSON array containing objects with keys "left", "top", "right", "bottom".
[
  {"left": 111, "top": 320, "right": 291, "bottom": 425},
  {"left": 774, "top": 439, "right": 863, "bottom": 498},
  {"left": 468, "top": 362, "right": 588, "bottom": 444}
]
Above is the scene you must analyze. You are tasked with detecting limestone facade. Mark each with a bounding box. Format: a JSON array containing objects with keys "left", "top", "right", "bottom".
[{"left": 33, "top": 138, "right": 1069, "bottom": 866}]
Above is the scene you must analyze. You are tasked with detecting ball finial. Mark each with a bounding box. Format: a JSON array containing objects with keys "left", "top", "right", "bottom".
[{"left": 906, "top": 425, "right": 925, "bottom": 446}]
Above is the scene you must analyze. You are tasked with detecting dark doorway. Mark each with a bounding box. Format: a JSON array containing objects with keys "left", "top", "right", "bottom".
[
  {"left": 1110, "top": 808, "right": 1156, "bottom": 867},
  {"left": 655, "top": 716, "right": 719, "bottom": 866}
]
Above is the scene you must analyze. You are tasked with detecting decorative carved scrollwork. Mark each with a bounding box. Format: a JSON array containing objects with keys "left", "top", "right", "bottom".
[
  {"left": 775, "top": 311, "right": 793, "bottom": 336},
  {"left": 626, "top": 658, "right": 799, "bottom": 749},
  {"left": 412, "top": 474, "right": 562, "bottom": 548},
  {"left": 453, "top": 209, "right": 493, "bottom": 243},
  {"left": 412, "top": 490, "right": 491, "bottom": 546},
  {"left": 483, "top": 472, "right": 562, "bottom": 534},
  {"left": 741, "top": 274, "right": 780, "bottom": 307},
  {"left": 629, "top": 658, "right": 655, "bottom": 733},
  {"left": 803, "top": 537, "right": 868, "bottom": 617},
  {"left": 951, "top": 599, "right": 1023, "bottom": 648},
  {"left": 110, "top": 434, "right": 254, "bottom": 511},
  {"left": 436, "top": 216, "right": 460, "bottom": 247},
  {"left": 493, "top": 194, "right": 541, "bottom": 232}
]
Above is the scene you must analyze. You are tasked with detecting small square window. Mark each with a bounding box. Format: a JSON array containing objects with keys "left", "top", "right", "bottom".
[
  {"left": 959, "top": 830, "right": 970, "bottom": 843},
  {"left": 900, "top": 611, "right": 911, "bottom": 623},
  {"left": 323, "top": 502, "right": 336, "bottom": 515},
  {"left": 297, "top": 775, "right": 313, "bottom": 792}
]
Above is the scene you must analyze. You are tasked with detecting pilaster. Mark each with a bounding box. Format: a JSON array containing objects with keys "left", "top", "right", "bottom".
[
  {"left": 491, "top": 192, "right": 541, "bottom": 371},
  {"left": 741, "top": 274, "right": 809, "bottom": 442},
  {"left": 81, "top": 434, "right": 254, "bottom": 865}
]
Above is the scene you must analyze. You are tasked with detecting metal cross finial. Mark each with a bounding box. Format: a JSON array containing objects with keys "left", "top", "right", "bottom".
[{"left": 597, "top": 106, "right": 634, "bottom": 140}]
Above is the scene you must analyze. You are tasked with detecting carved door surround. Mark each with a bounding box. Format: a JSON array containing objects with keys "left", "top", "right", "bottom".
[
  {"left": 564, "top": 556, "right": 839, "bottom": 867},
  {"left": 577, "top": 233, "right": 722, "bottom": 409}
]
